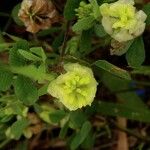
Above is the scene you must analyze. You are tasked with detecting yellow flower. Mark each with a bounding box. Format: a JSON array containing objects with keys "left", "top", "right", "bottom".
[
  {"left": 100, "top": 0, "right": 147, "bottom": 42},
  {"left": 18, "top": 0, "right": 59, "bottom": 33},
  {"left": 47, "top": 63, "right": 98, "bottom": 111}
]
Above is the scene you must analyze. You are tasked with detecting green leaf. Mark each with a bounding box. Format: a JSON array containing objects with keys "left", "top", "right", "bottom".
[
  {"left": 38, "top": 106, "right": 55, "bottom": 124},
  {"left": 64, "top": 0, "right": 81, "bottom": 20},
  {"left": 1, "top": 116, "right": 12, "bottom": 123},
  {"left": 9, "top": 40, "right": 29, "bottom": 66},
  {"left": 59, "top": 121, "right": 69, "bottom": 138},
  {"left": 101, "top": 71, "right": 147, "bottom": 108},
  {"left": 81, "top": 132, "right": 95, "bottom": 149},
  {"left": 0, "top": 95, "right": 16, "bottom": 103},
  {"left": 52, "top": 32, "right": 64, "bottom": 51},
  {"left": 94, "top": 60, "right": 131, "bottom": 80},
  {"left": 14, "top": 76, "right": 38, "bottom": 105},
  {"left": 79, "top": 30, "right": 92, "bottom": 55},
  {"left": 131, "top": 66, "right": 150, "bottom": 75},
  {"left": 0, "top": 69, "right": 13, "bottom": 91},
  {"left": 94, "top": 66, "right": 148, "bottom": 120},
  {"left": 90, "top": 0, "right": 100, "bottom": 20},
  {"left": 66, "top": 36, "right": 80, "bottom": 55},
  {"left": 37, "top": 27, "right": 61, "bottom": 37},
  {"left": 72, "top": 16, "right": 95, "bottom": 32},
  {"left": 143, "top": 3, "right": 150, "bottom": 25},
  {"left": 94, "top": 24, "right": 107, "bottom": 37},
  {"left": 11, "top": 4, "right": 23, "bottom": 26},
  {"left": 126, "top": 37, "right": 145, "bottom": 67},
  {"left": 49, "top": 110, "right": 66, "bottom": 123},
  {"left": 38, "top": 84, "right": 49, "bottom": 96},
  {"left": 18, "top": 49, "right": 42, "bottom": 61},
  {"left": 70, "top": 121, "right": 91, "bottom": 150},
  {"left": 30, "top": 47, "right": 46, "bottom": 62},
  {"left": 6, "top": 118, "right": 29, "bottom": 140},
  {"left": 3, "top": 32, "right": 24, "bottom": 42},
  {"left": 11, "top": 65, "right": 43, "bottom": 81},
  {"left": 0, "top": 43, "right": 14, "bottom": 52},
  {"left": 96, "top": 101, "right": 150, "bottom": 123},
  {"left": 11, "top": 65, "right": 55, "bottom": 82},
  {"left": 69, "top": 110, "right": 87, "bottom": 128}
]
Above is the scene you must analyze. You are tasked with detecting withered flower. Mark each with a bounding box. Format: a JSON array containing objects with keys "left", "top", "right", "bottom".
[
  {"left": 18, "top": 0, "right": 59, "bottom": 33},
  {"left": 110, "top": 39, "right": 133, "bottom": 56}
]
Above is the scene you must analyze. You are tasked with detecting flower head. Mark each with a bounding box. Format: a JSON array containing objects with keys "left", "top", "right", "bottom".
[
  {"left": 18, "top": 0, "right": 58, "bottom": 33},
  {"left": 100, "top": 0, "right": 147, "bottom": 42},
  {"left": 75, "top": 2, "right": 93, "bottom": 20},
  {"left": 47, "top": 63, "right": 98, "bottom": 111}
]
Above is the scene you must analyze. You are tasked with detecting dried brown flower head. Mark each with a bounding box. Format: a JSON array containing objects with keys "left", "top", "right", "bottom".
[
  {"left": 110, "top": 39, "right": 133, "bottom": 56},
  {"left": 18, "top": 0, "right": 59, "bottom": 33}
]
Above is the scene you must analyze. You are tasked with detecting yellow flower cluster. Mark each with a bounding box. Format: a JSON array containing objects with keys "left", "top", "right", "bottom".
[
  {"left": 100, "top": 0, "right": 147, "bottom": 42},
  {"left": 47, "top": 63, "right": 98, "bottom": 111}
]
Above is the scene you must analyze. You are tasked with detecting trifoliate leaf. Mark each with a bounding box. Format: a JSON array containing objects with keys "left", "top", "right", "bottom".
[
  {"left": 9, "top": 40, "right": 29, "bottom": 66},
  {"left": 72, "top": 16, "right": 95, "bottom": 32},
  {"left": 14, "top": 75, "right": 38, "bottom": 105},
  {"left": 126, "top": 37, "right": 145, "bottom": 67},
  {"left": 0, "top": 69, "right": 13, "bottom": 91},
  {"left": 18, "top": 49, "right": 42, "bottom": 61}
]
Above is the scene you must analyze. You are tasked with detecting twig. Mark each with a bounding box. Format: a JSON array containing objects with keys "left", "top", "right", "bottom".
[
  {"left": 94, "top": 141, "right": 117, "bottom": 150},
  {"left": 111, "top": 120, "right": 150, "bottom": 142},
  {"left": 117, "top": 117, "right": 129, "bottom": 150}
]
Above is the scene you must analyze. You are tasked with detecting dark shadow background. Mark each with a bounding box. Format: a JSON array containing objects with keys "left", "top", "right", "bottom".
[{"left": 0, "top": 0, "right": 21, "bottom": 28}]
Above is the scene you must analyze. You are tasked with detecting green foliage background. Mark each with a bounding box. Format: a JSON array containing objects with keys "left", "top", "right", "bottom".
[{"left": 0, "top": 0, "right": 150, "bottom": 149}]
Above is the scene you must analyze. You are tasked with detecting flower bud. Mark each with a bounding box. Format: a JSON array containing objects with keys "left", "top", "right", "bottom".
[{"left": 75, "top": 2, "right": 93, "bottom": 19}]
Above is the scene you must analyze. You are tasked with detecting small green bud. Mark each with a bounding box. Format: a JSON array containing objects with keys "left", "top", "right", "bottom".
[
  {"left": 39, "top": 104, "right": 55, "bottom": 123},
  {"left": 5, "top": 128, "right": 15, "bottom": 139},
  {"left": 75, "top": 2, "right": 93, "bottom": 19},
  {"left": 4, "top": 108, "right": 13, "bottom": 115},
  {"left": 23, "top": 128, "right": 33, "bottom": 139}
]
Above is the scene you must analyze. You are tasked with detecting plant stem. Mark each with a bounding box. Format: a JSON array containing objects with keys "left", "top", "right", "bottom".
[
  {"left": 111, "top": 120, "right": 150, "bottom": 142},
  {"left": 0, "top": 139, "right": 11, "bottom": 149},
  {"left": 59, "top": 21, "right": 70, "bottom": 63},
  {"left": 3, "top": 17, "right": 12, "bottom": 32}
]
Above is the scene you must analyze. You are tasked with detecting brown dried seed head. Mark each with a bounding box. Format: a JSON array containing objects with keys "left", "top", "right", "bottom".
[
  {"left": 110, "top": 39, "right": 127, "bottom": 56},
  {"left": 18, "top": 0, "right": 59, "bottom": 33}
]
